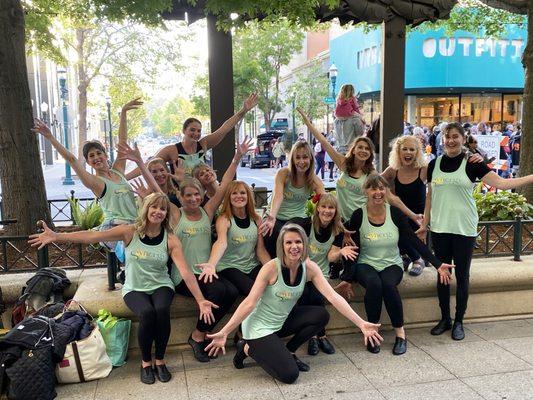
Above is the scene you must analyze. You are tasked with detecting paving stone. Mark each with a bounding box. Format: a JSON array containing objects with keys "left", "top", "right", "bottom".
[
  {"left": 462, "top": 370, "right": 533, "bottom": 400},
  {"left": 467, "top": 319, "right": 533, "bottom": 340},
  {"left": 330, "top": 330, "right": 396, "bottom": 354},
  {"left": 380, "top": 379, "right": 483, "bottom": 400},
  {"left": 301, "top": 389, "right": 385, "bottom": 400},
  {"left": 421, "top": 340, "right": 530, "bottom": 378},
  {"left": 277, "top": 352, "right": 373, "bottom": 399},
  {"left": 186, "top": 364, "right": 282, "bottom": 400},
  {"left": 492, "top": 336, "right": 533, "bottom": 366},
  {"left": 346, "top": 347, "right": 454, "bottom": 388},
  {"left": 56, "top": 380, "right": 97, "bottom": 400},
  {"left": 181, "top": 348, "right": 236, "bottom": 371},
  {"left": 405, "top": 326, "right": 483, "bottom": 348}
]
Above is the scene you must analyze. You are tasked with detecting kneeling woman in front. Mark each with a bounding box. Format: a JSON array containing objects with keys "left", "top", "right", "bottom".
[
  {"left": 205, "top": 224, "right": 382, "bottom": 384},
  {"left": 338, "top": 175, "right": 454, "bottom": 355},
  {"left": 29, "top": 193, "right": 216, "bottom": 385}
]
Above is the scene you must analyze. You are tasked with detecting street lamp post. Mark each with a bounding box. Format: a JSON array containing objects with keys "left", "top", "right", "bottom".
[
  {"left": 292, "top": 94, "right": 296, "bottom": 146},
  {"left": 106, "top": 96, "right": 114, "bottom": 163},
  {"left": 329, "top": 63, "right": 338, "bottom": 99},
  {"left": 58, "top": 70, "right": 75, "bottom": 185}
]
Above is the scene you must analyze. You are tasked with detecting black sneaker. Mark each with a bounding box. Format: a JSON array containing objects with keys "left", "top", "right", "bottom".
[
  {"left": 452, "top": 321, "right": 465, "bottom": 341},
  {"left": 430, "top": 318, "right": 452, "bottom": 336},
  {"left": 140, "top": 366, "right": 155, "bottom": 384},
  {"left": 188, "top": 335, "right": 210, "bottom": 363},
  {"left": 292, "top": 354, "right": 310, "bottom": 372},
  {"left": 307, "top": 337, "right": 319, "bottom": 356},
  {"left": 318, "top": 337, "right": 335, "bottom": 354},
  {"left": 233, "top": 339, "right": 247, "bottom": 369},
  {"left": 392, "top": 337, "right": 407, "bottom": 355},
  {"left": 154, "top": 364, "right": 172, "bottom": 382}
]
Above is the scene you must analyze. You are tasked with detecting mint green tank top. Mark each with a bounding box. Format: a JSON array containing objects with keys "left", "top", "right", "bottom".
[
  {"left": 308, "top": 227, "right": 334, "bottom": 277},
  {"left": 430, "top": 156, "right": 478, "bottom": 237},
  {"left": 122, "top": 231, "right": 174, "bottom": 297},
  {"left": 336, "top": 171, "right": 367, "bottom": 221},
  {"left": 217, "top": 216, "right": 258, "bottom": 274},
  {"left": 174, "top": 208, "right": 212, "bottom": 275},
  {"left": 276, "top": 181, "right": 311, "bottom": 220},
  {"left": 98, "top": 169, "right": 138, "bottom": 224},
  {"left": 242, "top": 259, "right": 307, "bottom": 340},
  {"left": 358, "top": 204, "right": 403, "bottom": 272},
  {"left": 180, "top": 152, "right": 206, "bottom": 177}
]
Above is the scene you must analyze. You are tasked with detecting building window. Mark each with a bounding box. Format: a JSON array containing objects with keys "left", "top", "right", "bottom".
[
  {"left": 415, "top": 96, "right": 460, "bottom": 127},
  {"left": 503, "top": 94, "right": 522, "bottom": 125}
]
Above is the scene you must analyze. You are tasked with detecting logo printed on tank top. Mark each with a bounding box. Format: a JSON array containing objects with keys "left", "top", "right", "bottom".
[
  {"left": 337, "top": 175, "right": 362, "bottom": 193},
  {"left": 231, "top": 233, "right": 255, "bottom": 245},
  {"left": 283, "top": 189, "right": 308, "bottom": 201},
  {"left": 433, "top": 176, "right": 463, "bottom": 186},
  {"left": 114, "top": 188, "right": 132, "bottom": 195},
  {"left": 181, "top": 226, "right": 210, "bottom": 238},
  {"left": 309, "top": 243, "right": 326, "bottom": 256},
  {"left": 131, "top": 249, "right": 165, "bottom": 262},
  {"left": 275, "top": 290, "right": 298, "bottom": 301},
  {"left": 364, "top": 231, "right": 394, "bottom": 241}
]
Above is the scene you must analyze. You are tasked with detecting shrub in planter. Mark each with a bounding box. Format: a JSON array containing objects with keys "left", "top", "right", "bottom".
[
  {"left": 67, "top": 199, "right": 104, "bottom": 230},
  {"left": 474, "top": 183, "right": 533, "bottom": 221}
]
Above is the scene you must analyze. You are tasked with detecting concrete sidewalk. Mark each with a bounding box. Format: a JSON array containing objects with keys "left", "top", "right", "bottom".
[{"left": 56, "top": 318, "right": 533, "bottom": 400}]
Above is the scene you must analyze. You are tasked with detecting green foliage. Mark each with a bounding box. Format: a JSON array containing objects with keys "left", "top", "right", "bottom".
[
  {"left": 68, "top": 198, "right": 105, "bottom": 229},
  {"left": 191, "top": 74, "right": 211, "bottom": 118},
  {"left": 473, "top": 183, "right": 533, "bottom": 221},
  {"left": 150, "top": 96, "right": 196, "bottom": 137},
  {"left": 108, "top": 75, "right": 147, "bottom": 138}
]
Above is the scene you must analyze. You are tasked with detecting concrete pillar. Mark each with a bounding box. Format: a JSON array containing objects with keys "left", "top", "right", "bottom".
[{"left": 406, "top": 95, "right": 417, "bottom": 126}]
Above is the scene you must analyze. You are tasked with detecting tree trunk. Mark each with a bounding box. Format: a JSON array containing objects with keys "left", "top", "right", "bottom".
[
  {"left": 76, "top": 29, "right": 88, "bottom": 163},
  {"left": 0, "top": 0, "right": 52, "bottom": 235},
  {"left": 264, "top": 112, "right": 271, "bottom": 130}
]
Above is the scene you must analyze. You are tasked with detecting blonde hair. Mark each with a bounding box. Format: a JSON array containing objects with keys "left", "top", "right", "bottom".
[
  {"left": 192, "top": 163, "right": 215, "bottom": 182},
  {"left": 147, "top": 158, "right": 178, "bottom": 196},
  {"left": 337, "top": 84, "right": 355, "bottom": 102},
  {"left": 344, "top": 137, "right": 375, "bottom": 176},
  {"left": 287, "top": 141, "right": 315, "bottom": 190},
  {"left": 312, "top": 193, "right": 343, "bottom": 237},
  {"left": 220, "top": 181, "right": 260, "bottom": 221},
  {"left": 134, "top": 192, "right": 174, "bottom": 237},
  {"left": 388, "top": 135, "right": 426, "bottom": 170},
  {"left": 179, "top": 177, "right": 205, "bottom": 199},
  {"left": 276, "top": 223, "right": 308, "bottom": 264}
]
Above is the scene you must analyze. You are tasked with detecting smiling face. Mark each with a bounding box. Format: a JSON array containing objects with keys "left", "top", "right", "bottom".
[
  {"left": 443, "top": 128, "right": 465, "bottom": 157},
  {"left": 147, "top": 201, "right": 168, "bottom": 225},
  {"left": 292, "top": 147, "right": 311, "bottom": 173},
  {"left": 399, "top": 138, "right": 419, "bottom": 167},
  {"left": 86, "top": 148, "right": 109, "bottom": 171},
  {"left": 183, "top": 121, "right": 202, "bottom": 141},
  {"left": 282, "top": 231, "right": 304, "bottom": 264},
  {"left": 230, "top": 184, "right": 248, "bottom": 209},
  {"left": 366, "top": 183, "right": 387, "bottom": 206},
  {"left": 351, "top": 140, "right": 372, "bottom": 163},
  {"left": 317, "top": 203, "right": 336, "bottom": 225},
  {"left": 196, "top": 166, "right": 216, "bottom": 186},
  {"left": 181, "top": 186, "right": 202, "bottom": 209},
  {"left": 149, "top": 163, "right": 167, "bottom": 186}
]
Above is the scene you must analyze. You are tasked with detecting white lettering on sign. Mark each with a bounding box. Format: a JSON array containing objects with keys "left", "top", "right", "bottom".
[
  {"left": 423, "top": 37, "right": 524, "bottom": 58},
  {"left": 356, "top": 46, "right": 381, "bottom": 69},
  {"left": 475, "top": 134, "right": 501, "bottom": 161}
]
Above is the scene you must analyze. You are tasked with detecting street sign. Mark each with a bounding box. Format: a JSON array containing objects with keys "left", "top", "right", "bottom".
[{"left": 323, "top": 96, "right": 336, "bottom": 105}]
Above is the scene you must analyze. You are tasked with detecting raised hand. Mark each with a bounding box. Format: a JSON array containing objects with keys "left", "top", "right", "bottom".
[
  {"left": 28, "top": 221, "right": 58, "bottom": 249},
  {"left": 335, "top": 281, "right": 355, "bottom": 300},
  {"left": 169, "top": 159, "right": 185, "bottom": 183},
  {"left": 204, "top": 331, "right": 227, "bottom": 357},
  {"left": 196, "top": 263, "right": 219, "bottom": 284},
  {"left": 117, "top": 142, "right": 143, "bottom": 164},
  {"left": 32, "top": 119, "right": 53, "bottom": 139},
  {"left": 296, "top": 107, "right": 311, "bottom": 125},
  {"left": 131, "top": 178, "right": 153, "bottom": 200},
  {"left": 243, "top": 93, "right": 258, "bottom": 112},
  {"left": 121, "top": 98, "right": 143, "bottom": 114},
  {"left": 236, "top": 136, "right": 252, "bottom": 159},
  {"left": 198, "top": 300, "right": 218, "bottom": 325},
  {"left": 259, "top": 214, "right": 275, "bottom": 237},
  {"left": 437, "top": 263, "right": 455, "bottom": 285},
  {"left": 340, "top": 245, "right": 358, "bottom": 261},
  {"left": 360, "top": 321, "right": 383, "bottom": 347}
]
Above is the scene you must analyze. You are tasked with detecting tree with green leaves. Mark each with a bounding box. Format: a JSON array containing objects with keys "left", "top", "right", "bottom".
[
  {"left": 150, "top": 96, "right": 196, "bottom": 137},
  {"left": 108, "top": 75, "right": 147, "bottom": 139}
]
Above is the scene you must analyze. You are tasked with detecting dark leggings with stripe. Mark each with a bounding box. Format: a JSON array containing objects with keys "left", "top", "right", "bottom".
[
  {"left": 217, "top": 265, "right": 262, "bottom": 296},
  {"left": 246, "top": 305, "right": 329, "bottom": 384},
  {"left": 123, "top": 287, "right": 174, "bottom": 362}
]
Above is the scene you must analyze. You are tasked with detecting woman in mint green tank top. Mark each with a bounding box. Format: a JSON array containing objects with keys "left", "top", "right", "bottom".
[
  {"left": 204, "top": 224, "right": 382, "bottom": 384},
  {"left": 29, "top": 193, "right": 216, "bottom": 384},
  {"left": 260, "top": 141, "right": 325, "bottom": 258},
  {"left": 419, "top": 122, "right": 533, "bottom": 341}
]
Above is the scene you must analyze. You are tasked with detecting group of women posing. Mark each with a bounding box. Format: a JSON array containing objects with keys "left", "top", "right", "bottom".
[{"left": 30, "top": 97, "right": 533, "bottom": 385}]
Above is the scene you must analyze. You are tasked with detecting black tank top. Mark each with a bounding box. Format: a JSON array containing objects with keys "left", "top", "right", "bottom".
[{"left": 394, "top": 169, "right": 426, "bottom": 214}]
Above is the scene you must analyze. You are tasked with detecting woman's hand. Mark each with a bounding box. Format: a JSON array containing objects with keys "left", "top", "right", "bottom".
[
  {"left": 359, "top": 321, "right": 383, "bottom": 347},
  {"left": 243, "top": 93, "right": 258, "bottom": 112},
  {"left": 411, "top": 213, "right": 424, "bottom": 227},
  {"left": 343, "top": 229, "right": 356, "bottom": 247},
  {"left": 117, "top": 142, "right": 143, "bottom": 164},
  {"left": 437, "top": 263, "right": 455, "bottom": 285},
  {"left": 468, "top": 153, "right": 484, "bottom": 164},
  {"left": 169, "top": 159, "right": 185, "bottom": 183},
  {"left": 121, "top": 98, "right": 143, "bottom": 114},
  {"left": 340, "top": 245, "right": 358, "bottom": 261},
  {"left": 236, "top": 136, "right": 252, "bottom": 160},
  {"left": 204, "top": 331, "right": 228, "bottom": 357},
  {"left": 415, "top": 224, "right": 427, "bottom": 243},
  {"left": 335, "top": 281, "right": 355, "bottom": 300},
  {"left": 198, "top": 299, "right": 218, "bottom": 325},
  {"left": 197, "top": 263, "right": 219, "bottom": 284},
  {"left": 131, "top": 178, "right": 153, "bottom": 200},
  {"left": 28, "top": 221, "right": 58, "bottom": 249},
  {"left": 32, "top": 119, "right": 53, "bottom": 139},
  {"left": 259, "top": 214, "right": 275, "bottom": 237}
]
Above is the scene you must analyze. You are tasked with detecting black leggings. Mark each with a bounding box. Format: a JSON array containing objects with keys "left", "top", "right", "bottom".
[
  {"left": 355, "top": 263, "right": 404, "bottom": 328},
  {"left": 431, "top": 232, "right": 476, "bottom": 322},
  {"left": 400, "top": 219, "right": 422, "bottom": 263},
  {"left": 123, "top": 287, "right": 174, "bottom": 362},
  {"left": 328, "top": 161, "right": 335, "bottom": 179},
  {"left": 176, "top": 275, "right": 239, "bottom": 332},
  {"left": 263, "top": 217, "right": 310, "bottom": 258},
  {"left": 217, "top": 265, "right": 262, "bottom": 296},
  {"left": 246, "top": 305, "right": 329, "bottom": 384},
  {"left": 296, "top": 282, "right": 327, "bottom": 336}
]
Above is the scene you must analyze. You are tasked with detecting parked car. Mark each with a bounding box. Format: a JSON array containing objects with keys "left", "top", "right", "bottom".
[{"left": 241, "top": 131, "right": 285, "bottom": 168}]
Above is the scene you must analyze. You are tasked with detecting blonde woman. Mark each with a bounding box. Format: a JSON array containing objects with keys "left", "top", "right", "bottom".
[
  {"left": 334, "top": 84, "right": 365, "bottom": 154},
  {"left": 146, "top": 158, "right": 182, "bottom": 207},
  {"left": 260, "top": 141, "right": 325, "bottom": 257},
  {"left": 29, "top": 193, "right": 216, "bottom": 385},
  {"left": 192, "top": 163, "right": 219, "bottom": 206}
]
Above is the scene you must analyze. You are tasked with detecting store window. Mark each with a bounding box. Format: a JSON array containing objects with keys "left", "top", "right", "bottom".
[
  {"left": 461, "top": 93, "right": 502, "bottom": 125},
  {"left": 360, "top": 94, "right": 380, "bottom": 124},
  {"left": 415, "top": 96, "right": 459, "bottom": 128},
  {"left": 503, "top": 94, "right": 522, "bottom": 125}
]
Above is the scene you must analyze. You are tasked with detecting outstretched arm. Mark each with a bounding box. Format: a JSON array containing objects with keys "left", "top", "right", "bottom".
[
  {"left": 118, "top": 142, "right": 162, "bottom": 195},
  {"left": 481, "top": 171, "right": 533, "bottom": 190},
  {"left": 201, "top": 94, "right": 258, "bottom": 150},
  {"left": 196, "top": 216, "right": 230, "bottom": 283},
  {"left": 32, "top": 120, "right": 105, "bottom": 196},
  {"left": 113, "top": 98, "right": 143, "bottom": 174},
  {"left": 259, "top": 168, "right": 287, "bottom": 237}
]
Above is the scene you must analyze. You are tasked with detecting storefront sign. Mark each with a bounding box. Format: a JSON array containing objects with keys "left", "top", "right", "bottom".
[
  {"left": 475, "top": 135, "right": 501, "bottom": 160},
  {"left": 422, "top": 38, "right": 524, "bottom": 59}
]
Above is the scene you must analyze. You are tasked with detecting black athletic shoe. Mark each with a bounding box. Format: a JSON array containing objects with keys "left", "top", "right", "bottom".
[
  {"left": 392, "top": 337, "right": 407, "bottom": 355},
  {"left": 366, "top": 342, "right": 380, "bottom": 354},
  {"left": 292, "top": 354, "right": 310, "bottom": 372},
  {"left": 233, "top": 339, "right": 247, "bottom": 369},
  {"left": 318, "top": 337, "right": 335, "bottom": 354},
  {"left": 154, "top": 364, "right": 172, "bottom": 382},
  {"left": 307, "top": 337, "right": 319, "bottom": 356},
  {"left": 140, "top": 366, "right": 155, "bottom": 384},
  {"left": 452, "top": 321, "right": 465, "bottom": 341},
  {"left": 430, "top": 318, "right": 452, "bottom": 336},
  {"left": 188, "top": 335, "right": 210, "bottom": 363}
]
